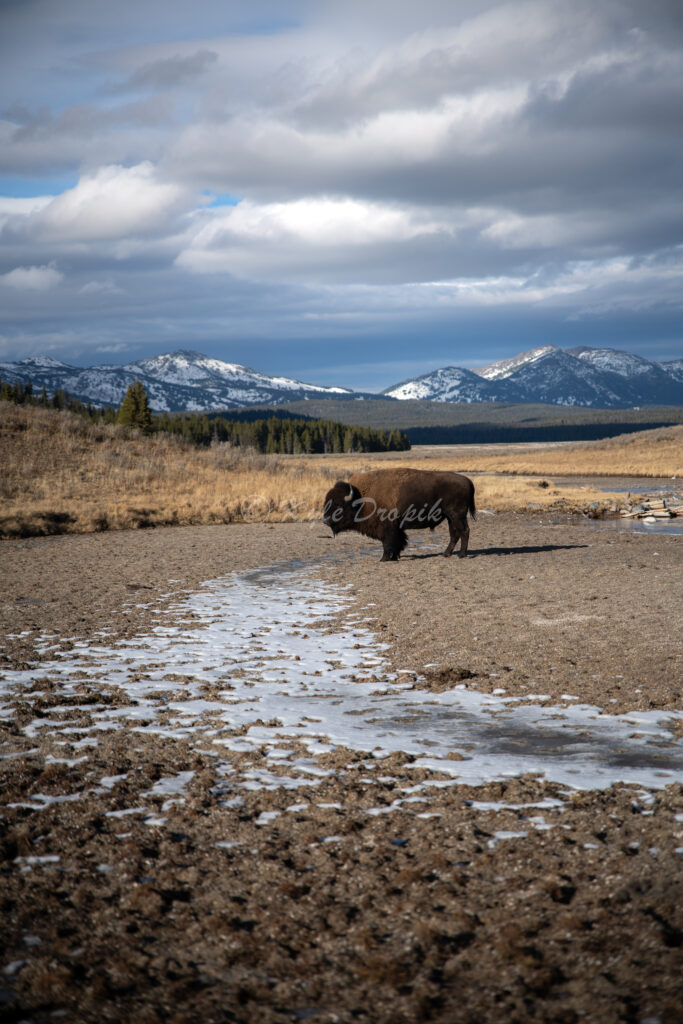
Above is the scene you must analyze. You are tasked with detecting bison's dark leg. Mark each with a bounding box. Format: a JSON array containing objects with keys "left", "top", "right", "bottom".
[
  {"left": 444, "top": 518, "right": 457, "bottom": 557},
  {"left": 380, "top": 525, "right": 407, "bottom": 561},
  {"left": 444, "top": 512, "right": 469, "bottom": 558},
  {"left": 457, "top": 520, "right": 470, "bottom": 557}
]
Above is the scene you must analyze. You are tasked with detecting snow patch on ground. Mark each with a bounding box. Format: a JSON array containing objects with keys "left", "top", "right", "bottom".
[{"left": 1, "top": 565, "right": 682, "bottom": 804}]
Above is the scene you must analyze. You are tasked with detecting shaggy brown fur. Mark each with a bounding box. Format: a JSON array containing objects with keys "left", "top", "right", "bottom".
[{"left": 323, "top": 468, "right": 475, "bottom": 561}]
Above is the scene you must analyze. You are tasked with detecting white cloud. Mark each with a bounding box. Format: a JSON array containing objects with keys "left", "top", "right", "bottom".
[
  {"left": 0, "top": 195, "right": 53, "bottom": 222},
  {"left": 1, "top": 263, "right": 64, "bottom": 290},
  {"left": 176, "top": 197, "right": 448, "bottom": 278},
  {"left": 2, "top": 163, "right": 192, "bottom": 244},
  {"left": 79, "top": 279, "right": 124, "bottom": 295}
]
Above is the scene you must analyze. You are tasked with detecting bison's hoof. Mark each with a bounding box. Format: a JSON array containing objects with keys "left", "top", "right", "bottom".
[
  {"left": 443, "top": 550, "right": 453, "bottom": 558},
  {"left": 457, "top": 551, "right": 468, "bottom": 558}
]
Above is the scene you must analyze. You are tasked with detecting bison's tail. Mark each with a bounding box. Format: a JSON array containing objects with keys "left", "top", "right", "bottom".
[{"left": 468, "top": 480, "right": 476, "bottom": 520}]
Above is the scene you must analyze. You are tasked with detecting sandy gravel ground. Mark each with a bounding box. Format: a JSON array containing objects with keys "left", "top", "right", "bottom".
[
  {"left": 3, "top": 515, "right": 680, "bottom": 713},
  {"left": 1, "top": 514, "right": 682, "bottom": 1023}
]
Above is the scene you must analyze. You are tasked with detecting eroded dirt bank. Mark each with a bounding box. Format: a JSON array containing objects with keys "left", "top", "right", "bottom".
[{"left": 1, "top": 516, "right": 682, "bottom": 1024}]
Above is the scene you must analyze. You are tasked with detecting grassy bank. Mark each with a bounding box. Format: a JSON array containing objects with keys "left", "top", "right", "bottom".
[
  {"left": 2, "top": 404, "right": 678, "bottom": 539},
  {"left": 293, "top": 424, "right": 683, "bottom": 478}
]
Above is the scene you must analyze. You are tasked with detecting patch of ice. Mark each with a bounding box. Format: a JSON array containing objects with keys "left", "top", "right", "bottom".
[
  {"left": 527, "top": 816, "right": 555, "bottom": 831},
  {"left": 8, "top": 792, "right": 82, "bottom": 809},
  {"left": 487, "top": 831, "right": 528, "bottom": 849},
  {"left": 45, "top": 754, "right": 88, "bottom": 766},
  {"left": 98, "top": 774, "right": 128, "bottom": 790},
  {"left": 466, "top": 799, "right": 566, "bottom": 812},
  {"left": 365, "top": 801, "right": 405, "bottom": 816},
  {"left": 3, "top": 960, "right": 27, "bottom": 976},
  {"left": 255, "top": 810, "right": 280, "bottom": 825},
  {"left": 236, "top": 769, "right": 321, "bottom": 791},
  {"left": 1, "top": 563, "right": 682, "bottom": 798},
  {"left": 14, "top": 855, "right": 60, "bottom": 868},
  {"left": 142, "top": 771, "right": 194, "bottom": 802},
  {"left": 104, "top": 807, "right": 148, "bottom": 818},
  {"left": 218, "top": 796, "right": 244, "bottom": 809}
]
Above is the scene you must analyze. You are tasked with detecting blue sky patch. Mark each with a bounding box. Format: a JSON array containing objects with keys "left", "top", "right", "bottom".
[
  {"left": 0, "top": 175, "right": 79, "bottom": 198},
  {"left": 203, "top": 192, "right": 242, "bottom": 208}
]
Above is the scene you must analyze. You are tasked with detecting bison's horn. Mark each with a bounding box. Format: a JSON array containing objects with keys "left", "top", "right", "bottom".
[{"left": 334, "top": 480, "right": 358, "bottom": 503}]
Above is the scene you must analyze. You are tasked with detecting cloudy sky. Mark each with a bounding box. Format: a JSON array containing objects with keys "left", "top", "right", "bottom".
[{"left": 1, "top": 0, "right": 682, "bottom": 390}]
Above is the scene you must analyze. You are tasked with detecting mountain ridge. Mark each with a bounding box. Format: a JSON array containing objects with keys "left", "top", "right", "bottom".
[
  {"left": 383, "top": 345, "right": 683, "bottom": 408},
  {"left": 0, "top": 350, "right": 369, "bottom": 412},
  {"left": 1, "top": 345, "right": 681, "bottom": 411}
]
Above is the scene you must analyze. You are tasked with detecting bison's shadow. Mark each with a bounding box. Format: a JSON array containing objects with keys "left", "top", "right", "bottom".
[{"left": 408, "top": 542, "right": 589, "bottom": 559}]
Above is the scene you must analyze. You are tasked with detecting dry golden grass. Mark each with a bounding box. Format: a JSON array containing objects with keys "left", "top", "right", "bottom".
[
  {"left": 0, "top": 404, "right": 338, "bottom": 537},
  {"left": 430, "top": 424, "right": 683, "bottom": 477},
  {"left": 2, "top": 403, "right": 675, "bottom": 539},
  {"left": 290, "top": 424, "right": 683, "bottom": 478}
]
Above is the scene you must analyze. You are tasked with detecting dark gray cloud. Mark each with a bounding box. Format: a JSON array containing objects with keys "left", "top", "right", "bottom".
[{"left": 109, "top": 50, "right": 219, "bottom": 93}]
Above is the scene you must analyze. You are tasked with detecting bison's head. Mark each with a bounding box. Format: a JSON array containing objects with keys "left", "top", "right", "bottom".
[{"left": 322, "top": 480, "right": 362, "bottom": 534}]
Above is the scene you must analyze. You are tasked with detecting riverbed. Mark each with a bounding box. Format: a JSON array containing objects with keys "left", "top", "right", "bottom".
[{"left": 1, "top": 514, "right": 681, "bottom": 1023}]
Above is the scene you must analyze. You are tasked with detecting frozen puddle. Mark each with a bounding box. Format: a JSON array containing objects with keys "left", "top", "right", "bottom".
[{"left": 1, "top": 563, "right": 682, "bottom": 794}]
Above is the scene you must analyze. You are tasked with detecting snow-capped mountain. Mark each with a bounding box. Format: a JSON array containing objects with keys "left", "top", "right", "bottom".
[
  {"left": 0, "top": 350, "right": 360, "bottom": 412},
  {"left": 473, "top": 346, "right": 632, "bottom": 406},
  {"left": 385, "top": 345, "right": 683, "bottom": 407},
  {"left": 664, "top": 358, "right": 683, "bottom": 383},
  {"left": 475, "top": 345, "right": 557, "bottom": 382},
  {"left": 567, "top": 347, "right": 683, "bottom": 405},
  {"left": 569, "top": 346, "right": 660, "bottom": 377},
  {"left": 2, "top": 345, "right": 681, "bottom": 411},
  {"left": 382, "top": 366, "right": 526, "bottom": 403}
]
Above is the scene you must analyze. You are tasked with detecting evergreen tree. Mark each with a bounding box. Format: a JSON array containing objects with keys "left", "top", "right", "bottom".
[{"left": 117, "top": 381, "right": 153, "bottom": 433}]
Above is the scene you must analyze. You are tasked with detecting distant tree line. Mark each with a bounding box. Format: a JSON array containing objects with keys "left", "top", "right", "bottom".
[
  {"left": 154, "top": 409, "right": 409, "bottom": 452},
  {"left": 0, "top": 377, "right": 410, "bottom": 453},
  {"left": 206, "top": 407, "right": 317, "bottom": 424},
  {"left": 0, "top": 376, "right": 116, "bottom": 421}
]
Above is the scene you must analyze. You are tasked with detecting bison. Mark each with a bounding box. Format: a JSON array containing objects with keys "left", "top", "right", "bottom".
[{"left": 323, "top": 468, "right": 476, "bottom": 562}]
